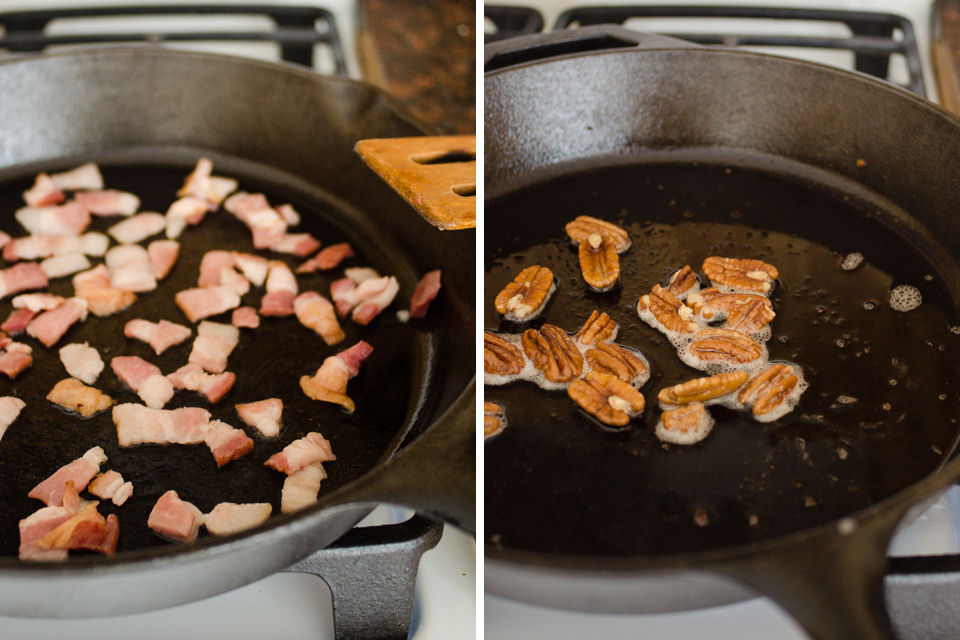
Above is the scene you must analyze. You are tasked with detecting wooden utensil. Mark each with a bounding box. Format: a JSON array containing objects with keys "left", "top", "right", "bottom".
[{"left": 354, "top": 135, "right": 476, "bottom": 230}]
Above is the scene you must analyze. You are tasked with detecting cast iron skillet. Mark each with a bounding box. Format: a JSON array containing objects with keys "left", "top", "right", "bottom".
[
  {"left": 485, "top": 27, "right": 960, "bottom": 640},
  {"left": 0, "top": 47, "right": 473, "bottom": 617}
]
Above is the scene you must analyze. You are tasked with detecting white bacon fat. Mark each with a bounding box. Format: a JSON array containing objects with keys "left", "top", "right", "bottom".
[
  {"left": 0, "top": 396, "right": 26, "bottom": 441},
  {"left": 58, "top": 342, "right": 104, "bottom": 384}
]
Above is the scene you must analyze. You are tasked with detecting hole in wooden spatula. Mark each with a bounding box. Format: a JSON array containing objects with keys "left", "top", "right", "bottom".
[
  {"left": 452, "top": 183, "right": 476, "bottom": 197},
  {"left": 411, "top": 150, "right": 476, "bottom": 165}
]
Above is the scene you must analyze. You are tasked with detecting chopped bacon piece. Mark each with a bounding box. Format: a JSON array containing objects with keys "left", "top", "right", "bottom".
[
  {"left": 123, "top": 318, "right": 192, "bottom": 355},
  {"left": 175, "top": 285, "right": 241, "bottom": 323},
  {"left": 107, "top": 212, "right": 164, "bottom": 243},
  {"left": 88, "top": 470, "right": 134, "bottom": 506},
  {"left": 28, "top": 446, "right": 107, "bottom": 507},
  {"left": 0, "top": 262, "right": 49, "bottom": 299},
  {"left": 202, "top": 420, "right": 254, "bottom": 467},
  {"left": 24, "top": 173, "right": 65, "bottom": 207},
  {"left": 198, "top": 250, "right": 235, "bottom": 287},
  {"left": 232, "top": 306, "right": 259, "bottom": 329},
  {"left": 224, "top": 192, "right": 287, "bottom": 249},
  {"left": 2, "top": 307, "right": 35, "bottom": 334},
  {"left": 59, "top": 342, "right": 104, "bottom": 384},
  {"left": 264, "top": 432, "right": 335, "bottom": 475},
  {"left": 0, "top": 230, "right": 9, "bottom": 250},
  {"left": 281, "top": 462, "right": 327, "bottom": 514},
  {"left": 111, "top": 355, "right": 173, "bottom": 408},
  {"left": 147, "top": 239, "right": 179, "bottom": 280},
  {"left": 275, "top": 203, "right": 300, "bottom": 226},
  {"left": 38, "top": 502, "right": 118, "bottom": 555},
  {"left": 270, "top": 233, "right": 320, "bottom": 257},
  {"left": 330, "top": 277, "right": 357, "bottom": 317},
  {"left": 219, "top": 267, "right": 249, "bottom": 296},
  {"left": 260, "top": 260, "right": 297, "bottom": 316},
  {"left": 0, "top": 347, "right": 32, "bottom": 378},
  {"left": 112, "top": 403, "right": 210, "bottom": 447},
  {"left": 203, "top": 502, "right": 272, "bottom": 536},
  {"left": 26, "top": 297, "right": 88, "bottom": 347},
  {"left": 294, "top": 291, "right": 344, "bottom": 345},
  {"left": 12, "top": 293, "right": 65, "bottom": 311},
  {"left": 106, "top": 244, "right": 157, "bottom": 292},
  {"left": 40, "top": 253, "right": 90, "bottom": 279},
  {"left": 235, "top": 398, "right": 282, "bottom": 438},
  {"left": 3, "top": 232, "right": 108, "bottom": 262},
  {"left": 15, "top": 200, "right": 91, "bottom": 236},
  {"left": 167, "top": 363, "right": 236, "bottom": 403},
  {"left": 351, "top": 276, "right": 400, "bottom": 325},
  {"left": 72, "top": 264, "right": 136, "bottom": 317},
  {"left": 410, "top": 270, "right": 441, "bottom": 319},
  {"left": 165, "top": 196, "right": 209, "bottom": 239},
  {"left": 231, "top": 252, "right": 269, "bottom": 286},
  {"left": 297, "top": 242, "right": 354, "bottom": 273},
  {"left": 299, "top": 341, "right": 373, "bottom": 413},
  {"left": 74, "top": 189, "right": 140, "bottom": 217},
  {"left": 345, "top": 267, "right": 380, "bottom": 284},
  {"left": 0, "top": 396, "right": 25, "bottom": 441},
  {"left": 19, "top": 506, "right": 71, "bottom": 561},
  {"left": 178, "top": 157, "right": 238, "bottom": 208},
  {"left": 139, "top": 374, "right": 176, "bottom": 409},
  {"left": 188, "top": 321, "right": 239, "bottom": 373},
  {"left": 147, "top": 490, "right": 203, "bottom": 544},
  {"left": 50, "top": 162, "right": 103, "bottom": 191},
  {"left": 47, "top": 378, "right": 113, "bottom": 417}
]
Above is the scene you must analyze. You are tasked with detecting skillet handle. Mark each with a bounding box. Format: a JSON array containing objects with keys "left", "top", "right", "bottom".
[
  {"left": 324, "top": 380, "right": 476, "bottom": 536},
  {"left": 484, "top": 25, "right": 699, "bottom": 71}
]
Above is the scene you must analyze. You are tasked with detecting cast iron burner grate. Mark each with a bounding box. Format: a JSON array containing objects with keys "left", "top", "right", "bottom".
[
  {"left": 485, "top": 5, "right": 545, "bottom": 43},
  {"left": 0, "top": 4, "right": 345, "bottom": 75},
  {"left": 549, "top": 5, "right": 924, "bottom": 97}
]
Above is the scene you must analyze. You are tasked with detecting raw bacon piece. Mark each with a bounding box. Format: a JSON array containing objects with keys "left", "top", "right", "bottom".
[
  {"left": 175, "top": 285, "right": 241, "bottom": 323},
  {"left": 112, "top": 403, "right": 210, "bottom": 447},
  {"left": 225, "top": 192, "right": 287, "bottom": 249},
  {"left": 148, "top": 490, "right": 203, "bottom": 544},
  {"left": 40, "top": 253, "right": 90, "bottom": 279},
  {"left": 105, "top": 244, "right": 156, "bottom": 292},
  {"left": 165, "top": 196, "right": 209, "bottom": 239},
  {"left": 0, "top": 230, "right": 9, "bottom": 250},
  {"left": 294, "top": 292, "right": 344, "bottom": 345},
  {"left": 123, "top": 319, "right": 192, "bottom": 355},
  {"left": 15, "top": 200, "right": 91, "bottom": 236},
  {"left": 3, "top": 232, "right": 108, "bottom": 262},
  {"left": 260, "top": 260, "right": 297, "bottom": 316},
  {"left": 2, "top": 308, "right": 35, "bottom": 334},
  {"left": 204, "top": 502, "right": 272, "bottom": 536},
  {"left": 410, "top": 270, "right": 441, "bottom": 319},
  {"left": 296, "top": 242, "right": 354, "bottom": 273},
  {"left": 178, "top": 157, "right": 238, "bottom": 208},
  {"left": 264, "top": 432, "right": 335, "bottom": 475},
  {"left": 0, "top": 396, "right": 25, "bottom": 441},
  {"left": 139, "top": 374, "right": 176, "bottom": 410},
  {"left": 188, "top": 321, "right": 239, "bottom": 373},
  {"left": 235, "top": 398, "right": 282, "bottom": 438},
  {"left": 19, "top": 506, "right": 71, "bottom": 561},
  {"left": 219, "top": 267, "right": 249, "bottom": 296},
  {"left": 147, "top": 239, "right": 179, "bottom": 280},
  {"left": 351, "top": 276, "right": 400, "bottom": 325},
  {"left": 46, "top": 378, "right": 113, "bottom": 417},
  {"left": 38, "top": 502, "right": 118, "bottom": 555},
  {"left": 26, "top": 297, "right": 88, "bottom": 348},
  {"left": 270, "top": 233, "right": 320, "bottom": 257},
  {"left": 231, "top": 306, "right": 259, "bottom": 329},
  {"left": 198, "top": 250, "right": 235, "bottom": 287},
  {"left": 345, "top": 267, "right": 380, "bottom": 284},
  {"left": 0, "top": 262, "right": 49, "bottom": 299},
  {"left": 72, "top": 264, "right": 136, "bottom": 317},
  {"left": 275, "top": 203, "right": 300, "bottom": 226},
  {"left": 88, "top": 470, "right": 134, "bottom": 506},
  {"left": 231, "top": 252, "right": 269, "bottom": 286},
  {"left": 299, "top": 341, "right": 373, "bottom": 413},
  {"left": 28, "top": 446, "right": 107, "bottom": 507},
  {"left": 330, "top": 277, "right": 358, "bottom": 317},
  {"left": 50, "top": 162, "right": 103, "bottom": 191},
  {"left": 110, "top": 355, "right": 173, "bottom": 409},
  {"left": 74, "top": 189, "right": 140, "bottom": 217},
  {"left": 0, "top": 345, "right": 32, "bottom": 378},
  {"left": 59, "top": 342, "right": 104, "bottom": 384},
  {"left": 107, "top": 212, "right": 164, "bottom": 243},
  {"left": 167, "top": 363, "right": 236, "bottom": 403},
  {"left": 23, "top": 173, "right": 65, "bottom": 207},
  {"left": 281, "top": 462, "right": 327, "bottom": 514},
  {"left": 202, "top": 420, "right": 254, "bottom": 467},
  {"left": 12, "top": 293, "right": 65, "bottom": 311}
]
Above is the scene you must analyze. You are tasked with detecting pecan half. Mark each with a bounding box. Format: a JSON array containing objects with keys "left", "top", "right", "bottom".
[
  {"left": 687, "top": 287, "right": 775, "bottom": 332},
  {"left": 666, "top": 265, "right": 699, "bottom": 298},
  {"left": 568, "top": 370, "right": 645, "bottom": 427},
  {"left": 655, "top": 402, "right": 715, "bottom": 445},
  {"left": 494, "top": 265, "right": 555, "bottom": 321},
  {"left": 578, "top": 235, "right": 620, "bottom": 290},
  {"left": 738, "top": 363, "right": 800, "bottom": 416},
  {"left": 565, "top": 215, "right": 631, "bottom": 252},
  {"left": 687, "top": 328, "right": 763, "bottom": 365},
  {"left": 585, "top": 342, "right": 649, "bottom": 384},
  {"left": 575, "top": 310, "right": 618, "bottom": 345},
  {"left": 484, "top": 332, "right": 525, "bottom": 377},
  {"left": 521, "top": 324, "right": 584, "bottom": 383},
  {"left": 484, "top": 402, "right": 507, "bottom": 438},
  {"left": 637, "top": 284, "right": 699, "bottom": 334},
  {"left": 658, "top": 371, "right": 749, "bottom": 406},
  {"left": 702, "top": 257, "right": 778, "bottom": 294}
]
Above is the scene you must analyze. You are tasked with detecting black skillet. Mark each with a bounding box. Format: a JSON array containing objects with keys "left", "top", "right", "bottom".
[
  {"left": 0, "top": 47, "right": 474, "bottom": 617},
  {"left": 485, "top": 27, "right": 960, "bottom": 640}
]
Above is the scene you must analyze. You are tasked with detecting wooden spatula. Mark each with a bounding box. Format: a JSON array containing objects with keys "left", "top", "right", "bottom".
[{"left": 354, "top": 135, "right": 476, "bottom": 230}]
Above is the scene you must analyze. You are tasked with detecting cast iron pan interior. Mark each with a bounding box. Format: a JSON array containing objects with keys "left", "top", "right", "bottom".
[
  {"left": 0, "top": 147, "right": 442, "bottom": 559},
  {"left": 484, "top": 148, "right": 960, "bottom": 557}
]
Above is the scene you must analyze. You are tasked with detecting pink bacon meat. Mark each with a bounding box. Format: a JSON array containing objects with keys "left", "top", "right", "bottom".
[
  {"left": 202, "top": 420, "right": 254, "bottom": 467},
  {"left": 232, "top": 306, "right": 259, "bottom": 329},
  {"left": 39, "top": 502, "right": 119, "bottom": 556},
  {"left": 28, "top": 446, "right": 107, "bottom": 507},
  {"left": 107, "top": 212, "right": 164, "bottom": 243},
  {"left": 294, "top": 291, "right": 344, "bottom": 345},
  {"left": 26, "top": 297, "right": 88, "bottom": 348},
  {"left": 224, "top": 192, "right": 287, "bottom": 249},
  {"left": 105, "top": 244, "right": 157, "bottom": 292},
  {"left": 178, "top": 157, "right": 238, "bottom": 208},
  {"left": 231, "top": 252, "right": 269, "bottom": 286},
  {"left": 23, "top": 173, "right": 65, "bottom": 207},
  {"left": 235, "top": 398, "right": 282, "bottom": 438},
  {"left": 0, "top": 340, "right": 32, "bottom": 378},
  {"left": 270, "top": 233, "right": 320, "bottom": 257},
  {"left": 167, "top": 363, "right": 236, "bottom": 403},
  {"left": 410, "top": 270, "right": 442, "bottom": 319},
  {"left": 165, "top": 196, "right": 209, "bottom": 239},
  {"left": 329, "top": 274, "right": 400, "bottom": 324},
  {"left": 147, "top": 239, "right": 179, "bottom": 280},
  {"left": 0, "top": 396, "right": 25, "bottom": 441},
  {"left": 204, "top": 502, "right": 272, "bottom": 536},
  {"left": 281, "top": 463, "right": 328, "bottom": 514},
  {"left": 72, "top": 264, "right": 136, "bottom": 317},
  {"left": 264, "top": 432, "right": 335, "bottom": 475},
  {"left": 260, "top": 260, "right": 297, "bottom": 316},
  {"left": 112, "top": 403, "right": 210, "bottom": 447},
  {"left": 188, "top": 321, "right": 239, "bottom": 373},
  {"left": 2, "top": 308, "right": 35, "bottom": 335},
  {"left": 74, "top": 189, "right": 140, "bottom": 217},
  {"left": 198, "top": 250, "right": 235, "bottom": 287},
  {"left": 148, "top": 490, "right": 204, "bottom": 544},
  {"left": 297, "top": 242, "right": 354, "bottom": 273},
  {"left": 0, "top": 262, "right": 49, "bottom": 299},
  {"left": 175, "top": 285, "right": 241, "bottom": 323},
  {"left": 3, "top": 232, "right": 108, "bottom": 262},
  {"left": 19, "top": 505, "right": 71, "bottom": 561},
  {"left": 124, "top": 318, "right": 192, "bottom": 355},
  {"left": 299, "top": 340, "right": 373, "bottom": 413},
  {"left": 111, "top": 355, "right": 174, "bottom": 409},
  {"left": 88, "top": 470, "right": 134, "bottom": 506},
  {"left": 15, "top": 200, "right": 91, "bottom": 236}
]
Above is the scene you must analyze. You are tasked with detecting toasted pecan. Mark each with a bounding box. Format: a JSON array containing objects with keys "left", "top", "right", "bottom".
[
  {"left": 521, "top": 324, "right": 584, "bottom": 383},
  {"left": 568, "top": 370, "right": 645, "bottom": 427},
  {"left": 585, "top": 342, "right": 648, "bottom": 384},
  {"left": 637, "top": 284, "right": 699, "bottom": 334},
  {"left": 658, "top": 371, "right": 750, "bottom": 406},
  {"left": 484, "top": 332, "right": 525, "bottom": 377},
  {"left": 687, "top": 328, "right": 763, "bottom": 365},
  {"left": 575, "top": 310, "right": 618, "bottom": 346},
  {"left": 494, "top": 265, "right": 555, "bottom": 321},
  {"left": 738, "top": 363, "right": 800, "bottom": 416},
  {"left": 565, "top": 216, "right": 631, "bottom": 252},
  {"left": 702, "top": 257, "right": 778, "bottom": 294},
  {"left": 578, "top": 235, "right": 620, "bottom": 290}
]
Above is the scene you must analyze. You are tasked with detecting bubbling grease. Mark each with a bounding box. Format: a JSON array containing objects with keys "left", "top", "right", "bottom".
[
  {"left": 840, "top": 252, "right": 864, "bottom": 271},
  {"left": 889, "top": 285, "right": 922, "bottom": 312}
]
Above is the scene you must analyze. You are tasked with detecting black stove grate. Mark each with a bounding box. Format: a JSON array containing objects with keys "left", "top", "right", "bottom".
[
  {"left": 485, "top": 5, "right": 545, "bottom": 43},
  {"left": 553, "top": 6, "right": 924, "bottom": 97},
  {"left": 0, "top": 4, "right": 346, "bottom": 75}
]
